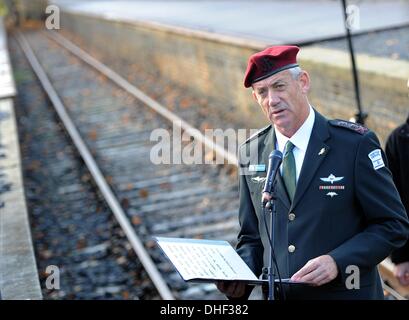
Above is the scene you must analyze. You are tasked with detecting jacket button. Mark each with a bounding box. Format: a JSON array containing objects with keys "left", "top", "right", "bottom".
[
  {"left": 289, "top": 213, "right": 296, "bottom": 221},
  {"left": 288, "top": 245, "right": 296, "bottom": 253}
]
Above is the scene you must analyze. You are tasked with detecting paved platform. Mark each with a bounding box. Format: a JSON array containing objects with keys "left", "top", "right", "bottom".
[
  {"left": 0, "top": 17, "right": 15, "bottom": 99},
  {"left": 53, "top": 0, "right": 409, "bottom": 44},
  {"left": 0, "top": 99, "right": 42, "bottom": 300},
  {"left": 0, "top": 17, "right": 42, "bottom": 300}
]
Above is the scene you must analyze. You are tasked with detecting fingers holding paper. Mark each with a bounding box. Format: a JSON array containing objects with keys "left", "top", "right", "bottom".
[{"left": 216, "top": 281, "right": 247, "bottom": 298}]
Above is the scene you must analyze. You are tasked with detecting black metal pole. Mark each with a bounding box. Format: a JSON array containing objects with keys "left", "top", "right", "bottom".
[
  {"left": 263, "top": 199, "right": 276, "bottom": 301},
  {"left": 269, "top": 199, "right": 276, "bottom": 301},
  {"left": 341, "top": 0, "right": 367, "bottom": 124}
]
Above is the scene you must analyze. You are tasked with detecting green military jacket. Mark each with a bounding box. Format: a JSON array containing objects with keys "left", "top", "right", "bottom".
[{"left": 236, "top": 110, "right": 409, "bottom": 299}]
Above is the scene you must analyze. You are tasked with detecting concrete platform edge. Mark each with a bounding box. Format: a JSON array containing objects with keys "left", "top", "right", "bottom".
[{"left": 0, "top": 98, "right": 42, "bottom": 300}]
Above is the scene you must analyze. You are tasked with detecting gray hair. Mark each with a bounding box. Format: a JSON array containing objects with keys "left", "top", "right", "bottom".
[{"left": 289, "top": 66, "right": 302, "bottom": 80}]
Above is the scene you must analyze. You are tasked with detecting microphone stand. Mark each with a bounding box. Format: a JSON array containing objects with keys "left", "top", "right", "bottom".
[{"left": 263, "top": 181, "right": 277, "bottom": 301}]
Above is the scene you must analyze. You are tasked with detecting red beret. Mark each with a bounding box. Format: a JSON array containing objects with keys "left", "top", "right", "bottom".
[{"left": 243, "top": 45, "right": 300, "bottom": 88}]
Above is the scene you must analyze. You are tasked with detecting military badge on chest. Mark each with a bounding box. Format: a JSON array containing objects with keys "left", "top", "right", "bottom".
[
  {"left": 249, "top": 164, "right": 267, "bottom": 183},
  {"left": 319, "top": 173, "right": 345, "bottom": 198}
]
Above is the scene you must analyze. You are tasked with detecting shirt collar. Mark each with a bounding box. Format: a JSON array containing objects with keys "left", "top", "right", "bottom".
[{"left": 275, "top": 105, "right": 315, "bottom": 152}]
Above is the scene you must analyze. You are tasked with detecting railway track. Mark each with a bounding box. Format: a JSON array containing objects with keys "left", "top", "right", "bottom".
[
  {"left": 10, "top": 36, "right": 157, "bottom": 300},
  {"left": 13, "top": 29, "right": 243, "bottom": 300}
]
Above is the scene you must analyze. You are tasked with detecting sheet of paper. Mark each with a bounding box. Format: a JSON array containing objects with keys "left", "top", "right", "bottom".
[{"left": 155, "top": 237, "right": 258, "bottom": 282}]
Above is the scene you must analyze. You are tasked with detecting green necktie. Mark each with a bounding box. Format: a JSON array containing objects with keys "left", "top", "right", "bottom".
[{"left": 282, "top": 141, "right": 296, "bottom": 201}]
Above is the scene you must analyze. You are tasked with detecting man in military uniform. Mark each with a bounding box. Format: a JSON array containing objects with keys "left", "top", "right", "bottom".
[{"left": 217, "top": 45, "right": 409, "bottom": 299}]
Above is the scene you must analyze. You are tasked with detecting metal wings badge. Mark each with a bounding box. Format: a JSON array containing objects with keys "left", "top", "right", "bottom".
[
  {"left": 251, "top": 176, "right": 266, "bottom": 183},
  {"left": 320, "top": 174, "right": 344, "bottom": 184},
  {"left": 319, "top": 174, "right": 345, "bottom": 198}
]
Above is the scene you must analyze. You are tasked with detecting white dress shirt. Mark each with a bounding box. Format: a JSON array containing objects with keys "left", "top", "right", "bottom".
[{"left": 275, "top": 105, "right": 315, "bottom": 183}]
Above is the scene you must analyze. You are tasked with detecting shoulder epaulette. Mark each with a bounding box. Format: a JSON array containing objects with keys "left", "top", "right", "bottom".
[
  {"left": 241, "top": 125, "right": 271, "bottom": 146},
  {"left": 329, "top": 119, "right": 369, "bottom": 135}
]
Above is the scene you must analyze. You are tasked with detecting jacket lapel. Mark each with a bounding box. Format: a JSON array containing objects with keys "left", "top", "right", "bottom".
[
  {"left": 291, "top": 111, "right": 330, "bottom": 210},
  {"left": 261, "top": 128, "right": 291, "bottom": 210}
]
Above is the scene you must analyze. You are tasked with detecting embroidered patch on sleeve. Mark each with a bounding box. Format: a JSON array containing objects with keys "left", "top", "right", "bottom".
[{"left": 368, "top": 149, "right": 385, "bottom": 170}]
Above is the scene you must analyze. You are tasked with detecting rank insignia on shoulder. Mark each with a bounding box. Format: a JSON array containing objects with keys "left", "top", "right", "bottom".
[{"left": 329, "top": 120, "right": 369, "bottom": 135}]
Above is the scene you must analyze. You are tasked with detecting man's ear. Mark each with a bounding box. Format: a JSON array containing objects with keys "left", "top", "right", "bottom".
[
  {"left": 252, "top": 90, "right": 258, "bottom": 101},
  {"left": 299, "top": 71, "right": 311, "bottom": 94}
]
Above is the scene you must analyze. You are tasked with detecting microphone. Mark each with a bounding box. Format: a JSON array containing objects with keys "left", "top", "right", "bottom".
[{"left": 262, "top": 150, "right": 283, "bottom": 203}]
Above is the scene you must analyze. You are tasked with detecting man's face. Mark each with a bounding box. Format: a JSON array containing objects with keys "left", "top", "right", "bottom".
[{"left": 252, "top": 69, "right": 310, "bottom": 137}]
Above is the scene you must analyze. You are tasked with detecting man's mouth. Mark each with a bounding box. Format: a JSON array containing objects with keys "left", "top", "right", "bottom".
[{"left": 270, "top": 109, "right": 286, "bottom": 117}]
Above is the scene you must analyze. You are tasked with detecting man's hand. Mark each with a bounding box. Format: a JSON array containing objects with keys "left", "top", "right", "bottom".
[
  {"left": 394, "top": 262, "right": 409, "bottom": 286},
  {"left": 290, "top": 255, "right": 338, "bottom": 286},
  {"left": 216, "top": 281, "right": 247, "bottom": 298}
]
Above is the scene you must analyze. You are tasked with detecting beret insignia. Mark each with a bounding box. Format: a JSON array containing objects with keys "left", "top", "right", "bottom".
[{"left": 262, "top": 57, "right": 275, "bottom": 72}]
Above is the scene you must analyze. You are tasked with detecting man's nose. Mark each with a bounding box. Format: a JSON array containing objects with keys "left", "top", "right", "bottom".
[{"left": 268, "top": 91, "right": 280, "bottom": 107}]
